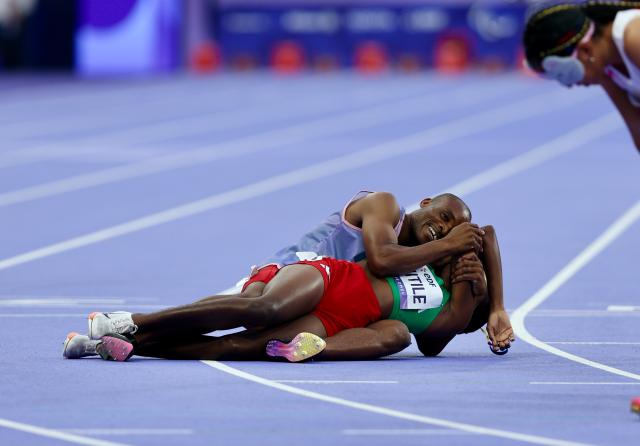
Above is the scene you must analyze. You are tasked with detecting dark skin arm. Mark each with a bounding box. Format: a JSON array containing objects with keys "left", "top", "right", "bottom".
[
  {"left": 480, "top": 226, "right": 503, "bottom": 312},
  {"left": 350, "top": 192, "right": 484, "bottom": 277},
  {"left": 415, "top": 278, "right": 476, "bottom": 356},
  {"left": 601, "top": 75, "right": 640, "bottom": 152},
  {"left": 451, "top": 226, "right": 514, "bottom": 350}
]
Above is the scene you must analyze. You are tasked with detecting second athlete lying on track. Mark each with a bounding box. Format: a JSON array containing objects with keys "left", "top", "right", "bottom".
[
  {"left": 63, "top": 193, "right": 514, "bottom": 362},
  {"left": 242, "top": 190, "right": 512, "bottom": 351}
]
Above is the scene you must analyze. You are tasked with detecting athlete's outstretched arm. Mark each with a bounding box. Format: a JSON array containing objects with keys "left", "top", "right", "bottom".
[
  {"left": 451, "top": 226, "right": 513, "bottom": 350},
  {"left": 355, "top": 192, "right": 484, "bottom": 277},
  {"left": 479, "top": 226, "right": 513, "bottom": 350}
]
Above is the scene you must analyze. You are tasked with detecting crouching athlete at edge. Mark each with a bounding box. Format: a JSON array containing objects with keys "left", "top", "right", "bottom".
[
  {"left": 63, "top": 197, "right": 512, "bottom": 361},
  {"left": 523, "top": 1, "right": 640, "bottom": 153}
]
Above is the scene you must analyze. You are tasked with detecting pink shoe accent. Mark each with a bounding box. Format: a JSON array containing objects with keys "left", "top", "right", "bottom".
[
  {"left": 100, "top": 335, "right": 134, "bottom": 362},
  {"left": 266, "top": 332, "right": 325, "bottom": 363}
]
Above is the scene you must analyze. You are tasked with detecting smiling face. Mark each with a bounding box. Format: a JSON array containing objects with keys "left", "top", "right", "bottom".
[{"left": 410, "top": 194, "right": 471, "bottom": 245}]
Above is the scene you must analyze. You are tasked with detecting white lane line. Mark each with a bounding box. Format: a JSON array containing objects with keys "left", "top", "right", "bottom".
[
  {"left": 0, "top": 80, "right": 370, "bottom": 136},
  {"left": 0, "top": 83, "right": 260, "bottom": 142},
  {"left": 0, "top": 296, "right": 163, "bottom": 308},
  {"left": 0, "top": 78, "right": 195, "bottom": 117},
  {"left": 0, "top": 93, "right": 593, "bottom": 272},
  {"left": 0, "top": 79, "right": 418, "bottom": 169},
  {"left": 0, "top": 76, "right": 307, "bottom": 133},
  {"left": 511, "top": 200, "right": 640, "bottom": 381},
  {"left": 16, "top": 147, "right": 172, "bottom": 165},
  {"left": 530, "top": 382, "right": 640, "bottom": 386},
  {"left": 0, "top": 298, "right": 126, "bottom": 306},
  {"left": 607, "top": 305, "right": 640, "bottom": 312},
  {"left": 0, "top": 304, "right": 165, "bottom": 309},
  {"left": 0, "top": 80, "right": 522, "bottom": 205},
  {"left": 545, "top": 342, "right": 640, "bottom": 345},
  {"left": 0, "top": 295, "right": 156, "bottom": 300},
  {"left": 0, "top": 89, "right": 616, "bottom": 446},
  {"left": 202, "top": 361, "right": 593, "bottom": 446},
  {"left": 342, "top": 428, "right": 471, "bottom": 436},
  {"left": 0, "top": 314, "right": 90, "bottom": 317},
  {"left": 273, "top": 380, "right": 397, "bottom": 384},
  {"left": 527, "top": 310, "right": 640, "bottom": 317},
  {"left": 217, "top": 113, "right": 621, "bottom": 296},
  {"left": 405, "top": 112, "right": 621, "bottom": 212},
  {"left": 58, "top": 429, "right": 193, "bottom": 436},
  {"left": 203, "top": 113, "right": 625, "bottom": 445},
  {"left": 0, "top": 418, "right": 130, "bottom": 446}
]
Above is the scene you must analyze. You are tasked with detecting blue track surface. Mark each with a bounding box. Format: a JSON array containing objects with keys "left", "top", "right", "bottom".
[{"left": 0, "top": 72, "right": 638, "bottom": 446}]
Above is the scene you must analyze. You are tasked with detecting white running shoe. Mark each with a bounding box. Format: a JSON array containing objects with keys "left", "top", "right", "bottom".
[
  {"left": 88, "top": 311, "right": 137, "bottom": 340},
  {"left": 62, "top": 332, "right": 100, "bottom": 359},
  {"left": 266, "top": 332, "right": 326, "bottom": 362},
  {"left": 62, "top": 332, "right": 134, "bottom": 361}
]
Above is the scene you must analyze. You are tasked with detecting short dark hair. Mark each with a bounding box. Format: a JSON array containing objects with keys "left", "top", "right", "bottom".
[{"left": 433, "top": 193, "right": 472, "bottom": 221}]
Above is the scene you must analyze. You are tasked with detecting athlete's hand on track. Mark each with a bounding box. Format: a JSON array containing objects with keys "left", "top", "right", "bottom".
[
  {"left": 443, "top": 223, "right": 485, "bottom": 255},
  {"left": 487, "top": 310, "right": 515, "bottom": 351},
  {"left": 451, "top": 253, "right": 487, "bottom": 297}
]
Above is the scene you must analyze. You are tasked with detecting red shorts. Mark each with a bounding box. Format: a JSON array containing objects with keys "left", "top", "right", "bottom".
[
  {"left": 242, "top": 264, "right": 281, "bottom": 291},
  {"left": 242, "top": 258, "right": 382, "bottom": 337}
]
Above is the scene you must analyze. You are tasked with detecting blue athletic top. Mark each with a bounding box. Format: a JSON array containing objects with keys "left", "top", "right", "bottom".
[{"left": 264, "top": 191, "right": 406, "bottom": 265}]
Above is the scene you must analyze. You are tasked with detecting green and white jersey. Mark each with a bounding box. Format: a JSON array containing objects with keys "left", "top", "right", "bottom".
[{"left": 386, "top": 265, "right": 450, "bottom": 335}]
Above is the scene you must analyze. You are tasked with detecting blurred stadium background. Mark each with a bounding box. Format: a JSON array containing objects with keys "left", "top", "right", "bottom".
[{"left": 0, "top": 0, "right": 543, "bottom": 75}]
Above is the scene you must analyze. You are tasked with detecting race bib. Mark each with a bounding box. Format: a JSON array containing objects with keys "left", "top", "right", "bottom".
[{"left": 394, "top": 266, "right": 444, "bottom": 311}]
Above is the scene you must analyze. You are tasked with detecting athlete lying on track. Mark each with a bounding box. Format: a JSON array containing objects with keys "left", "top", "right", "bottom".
[
  {"left": 240, "top": 191, "right": 512, "bottom": 352},
  {"left": 63, "top": 194, "right": 514, "bottom": 362}
]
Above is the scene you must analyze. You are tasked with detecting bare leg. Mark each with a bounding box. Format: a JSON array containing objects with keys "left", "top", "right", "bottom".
[
  {"left": 193, "top": 282, "right": 265, "bottom": 303},
  {"left": 132, "top": 264, "right": 324, "bottom": 344},
  {"left": 134, "top": 315, "right": 326, "bottom": 360},
  {"left": 318, "top": 320, "right": 411, "bottom": 360},
  {"left": 134, "top": 319, "right": 411, "bottom": 362}
]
